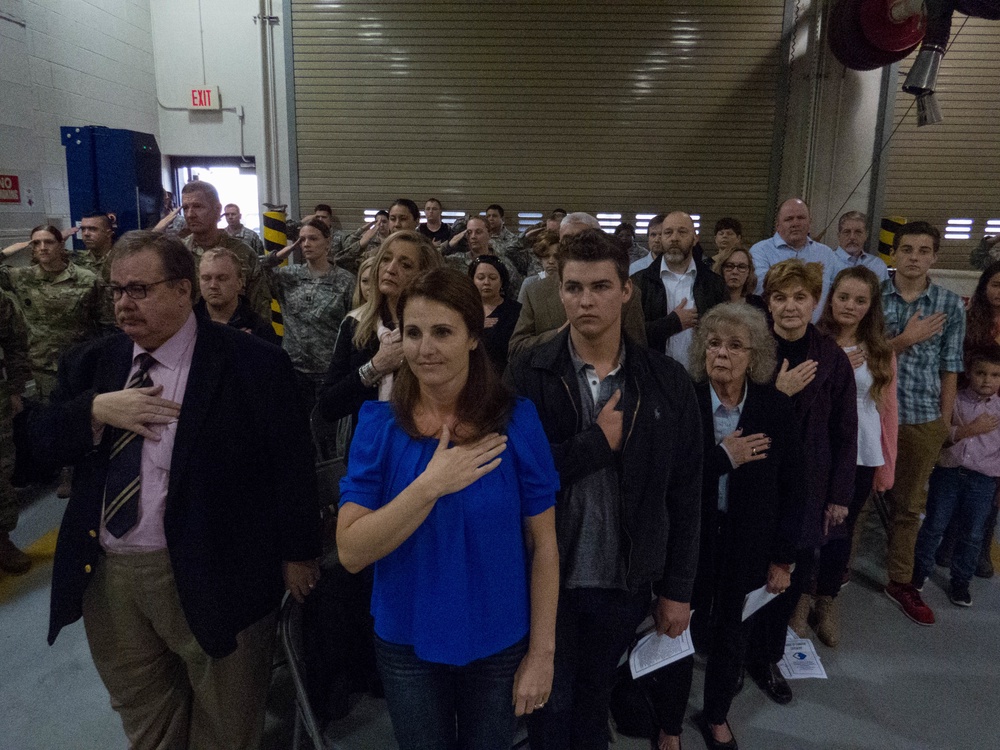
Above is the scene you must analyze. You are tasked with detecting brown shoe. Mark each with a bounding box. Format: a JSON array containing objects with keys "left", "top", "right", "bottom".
[
  {"left": 788, "top": 594, "right": 812, "bottom": 638},
  {"left": 56, "top": 466, "right": 73, "bottom": 499},
  {"left": 0, "top": 533, "right": 31, "bottom": 575},
  {"left": 812, "top": 595, "right": 839, "bottom": 647}
]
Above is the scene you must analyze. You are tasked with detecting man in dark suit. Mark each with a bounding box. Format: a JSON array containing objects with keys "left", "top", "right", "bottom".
[
  {"left": 631, "top": 211, "right": 726, "bottom": 366},
  {"left": 29, "top": 231, "right": 321, "bottom": 750}
]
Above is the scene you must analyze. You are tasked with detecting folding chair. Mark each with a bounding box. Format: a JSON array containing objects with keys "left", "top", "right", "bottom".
[
  {"left": 280, "top": 592, "right": 326, "bottom": 750},
  {"left": 310, "top": 405, "right": 349, "bottom": 517}
]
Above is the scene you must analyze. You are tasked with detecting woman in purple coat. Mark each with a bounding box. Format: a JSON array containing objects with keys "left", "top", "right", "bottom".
[{"left": 744, "top": 259, "right": 858, "bottom": 706}]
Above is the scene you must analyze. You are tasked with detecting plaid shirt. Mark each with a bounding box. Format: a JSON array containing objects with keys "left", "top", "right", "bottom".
[{"left": 881, "top": 278, "right": 966, "bottom": 425}]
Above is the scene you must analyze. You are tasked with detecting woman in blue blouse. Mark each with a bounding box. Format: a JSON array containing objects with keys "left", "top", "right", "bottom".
[{"left": 337, "top": 268, "right": 560, "bottom": 750}]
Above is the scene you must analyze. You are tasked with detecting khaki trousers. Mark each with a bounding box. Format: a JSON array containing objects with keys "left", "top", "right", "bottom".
[
  {"left": 82, "top": 550, "right": 276, "bottom": 750},
  {"left": 887, "top": 419, "right": 950, "bottom": 584}
]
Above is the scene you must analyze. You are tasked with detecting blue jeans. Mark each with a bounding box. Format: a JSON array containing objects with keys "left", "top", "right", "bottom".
[
  {"left": 374, "top": 635, "right": 527, "bottom": 750},
  {"left": 914, "top": 466, "right": 999, "bottom": 587},
  {"left": 527, "top": 586, "right": 651, "bottom": 750}
]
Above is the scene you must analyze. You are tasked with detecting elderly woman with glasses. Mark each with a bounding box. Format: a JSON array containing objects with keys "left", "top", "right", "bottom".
[
  {"left": 649, "top": 303, "right": 804, "bottom": 750},
  {"left": 711, "top": 245, "right": 767, "bottom": 314}
]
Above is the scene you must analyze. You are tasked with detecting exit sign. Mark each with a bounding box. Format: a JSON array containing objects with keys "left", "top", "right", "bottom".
[{"left": 189, "top": 87, "right": 220, "bottom": 110}]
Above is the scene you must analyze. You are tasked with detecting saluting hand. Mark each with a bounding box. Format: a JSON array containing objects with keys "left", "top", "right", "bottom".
[{"left": 420, "top": 424, "right": 507, "bottom": 497}]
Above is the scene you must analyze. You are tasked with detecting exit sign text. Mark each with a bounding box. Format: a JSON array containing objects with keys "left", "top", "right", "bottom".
[{"left": 189, "top": 87, "right": 220, "bottom": 110}]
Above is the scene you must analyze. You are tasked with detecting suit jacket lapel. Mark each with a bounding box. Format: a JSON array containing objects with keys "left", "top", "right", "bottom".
[{"left": 169, "top": 322, "right": 225, "bottom": 494}]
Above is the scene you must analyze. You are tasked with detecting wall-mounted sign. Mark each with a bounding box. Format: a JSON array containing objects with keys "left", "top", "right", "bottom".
[
  {"left": 189, "top": 87, "right": 220, "bottom": 110},
  {"left": 0, "top": 174, "right": 21, "bottom": 203}
]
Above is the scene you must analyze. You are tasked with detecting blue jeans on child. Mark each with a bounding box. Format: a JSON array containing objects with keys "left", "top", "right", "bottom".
[
  {"left": 374, "top": 634, "right": 527, "bottom": 750},
  {"left": 914, "top": 466, "right": 999, "bottom": 587}
]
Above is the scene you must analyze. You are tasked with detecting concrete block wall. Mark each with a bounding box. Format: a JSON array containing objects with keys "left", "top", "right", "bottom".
[{"left": 0, "top": 0, "right": 158, "bottom": 234}]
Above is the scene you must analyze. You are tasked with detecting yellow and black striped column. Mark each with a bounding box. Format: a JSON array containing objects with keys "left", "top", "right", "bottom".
[
  {"left": 263, "top": 210, "right": 287, "bottom": 338},
  {"left": 879, "top": 216, "right": 906, "bottom": 266}
]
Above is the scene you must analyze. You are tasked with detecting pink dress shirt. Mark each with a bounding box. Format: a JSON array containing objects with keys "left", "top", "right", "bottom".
[{"left": 100, "top": 312, "right": 197, "bottom": 552}]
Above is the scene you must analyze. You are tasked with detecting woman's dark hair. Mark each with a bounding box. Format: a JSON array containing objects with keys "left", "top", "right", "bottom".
[
  {"left": 965, "top": 261, "right": 1000, "bottom": 350},
  {"left": 302, "top": 217, "right": 331, "bottom": 239},
  {"left": 31, "top": 224, "right": 64, "bottom": 244},
  {"left": 391, "top": 268, "right": 513, "bottom": 442},
  {"left": 391, "top": 198, "right": 420, "bottom": 222},
  {"left": 468, "top": 255, "right": 510, "bottom": 298},
  {"left": 557, "top": 228, "right": 629, "bottom": 284},
  {"left": 818, "top": 266, "right": 894, "bottom": 406}
]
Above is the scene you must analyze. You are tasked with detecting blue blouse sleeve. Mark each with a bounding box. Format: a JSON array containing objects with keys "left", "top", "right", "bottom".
[
  {"left": 506, "top": 397, "right": 560, "bottom": 517},
  {"left": 339, "top": 400, "right": 395, "bottom": 510}
]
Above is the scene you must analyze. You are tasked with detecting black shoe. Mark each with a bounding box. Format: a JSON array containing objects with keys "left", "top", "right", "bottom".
[
  {"left": 949, "top": 582, "right": 972, "bottom": 607},
  {"left": 697, "top": 713, "right": 738, "bottom": 750},
  {"left": 747, "top": 662, "right": 792, "bottom": 705},
  {"left": 975, "top": 555, "right": 994, "bottom": 579}
]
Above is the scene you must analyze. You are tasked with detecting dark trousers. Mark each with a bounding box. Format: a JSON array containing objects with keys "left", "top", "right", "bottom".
[
  {"left": 816, "top": 465, "right": 877, "bottom": 597},
  {"left": 914, "top": 466, "right": 998, "bottom": 586},
  {"left": 748, "top": 546, "right": 817, "bottom": 665},
  {"left": 375, "top": 635, "right": 527, "bottom": 750},
  {"left": 648, "top": 512, "right": 752, "bottom": 734},
  {"left": 527, "top": 586, "right": 650, "bottom": 750}
]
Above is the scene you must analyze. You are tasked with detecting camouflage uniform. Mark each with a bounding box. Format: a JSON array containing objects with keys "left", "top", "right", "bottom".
[
  {"left": 262, "top": 260, "right": 355, "bottom": 380},
  {"left": 0, "top": 292, "right": 30, "bottom": 535},
  {"left": 183, "top": 233, "right": 272, "bottom": 321},
  {"left": 337, "top": 225, "right": 383, "bottom": 276},
  {"left": 72, "top": 249, "right": 116, "bottom": 330},
  {"left": 0, "top": 262, "right": 100, "bottom": 401},
  {"left": 226, "top": 225, "right": 266, "bottom": 257}
]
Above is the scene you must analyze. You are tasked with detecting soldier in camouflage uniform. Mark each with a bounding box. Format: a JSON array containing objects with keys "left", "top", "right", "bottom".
[
  {"left": 263, "top": 218, "right": 355, "bottom": 411},
  {"left": 178, "top": 181, "right": 272, "bottom": 320},
  {"left": 0, "top": 225, "right": 100, "bottom": 401},
  {"left": 223, "top": 203, "right": 266, "bottom": 256},
  {"left": 74, "top": 212, "right": 117, "bottom": 331},
  {"left": 445, "top": 216, "right": 522, "bottom": 300},
  {"left": 0, "top": 289, "right": 31, "bottom": 574}
]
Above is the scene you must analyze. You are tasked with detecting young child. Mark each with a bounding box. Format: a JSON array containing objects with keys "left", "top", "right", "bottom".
[{"left": 912, "top": 347, "right": 1000, "bottom": 609}]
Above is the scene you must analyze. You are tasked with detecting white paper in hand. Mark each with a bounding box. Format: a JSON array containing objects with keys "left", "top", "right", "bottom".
[
  {"left": 628, "top": 627, "right": 695, "bottom": 679},
  {"left": 742, "top": 584, "right": 779, "bottom": 622}
]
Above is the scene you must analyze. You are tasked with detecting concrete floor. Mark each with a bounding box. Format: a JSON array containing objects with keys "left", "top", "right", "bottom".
[{"left": 1, "top": 488, "right": 998, "bottom": 750}]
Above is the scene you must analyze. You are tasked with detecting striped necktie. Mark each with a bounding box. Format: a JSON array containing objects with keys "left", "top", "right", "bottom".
[{"left": 103, "top": 353, "right": 157, "bottom": 538}]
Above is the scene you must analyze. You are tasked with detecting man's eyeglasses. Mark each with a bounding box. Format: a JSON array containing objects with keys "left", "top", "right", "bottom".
[
  {"left": 105, "top": 278, "right": 180, "bottom": 301},
  {"left": 721, "top": 263, "right": 750, "bottom": 272}
]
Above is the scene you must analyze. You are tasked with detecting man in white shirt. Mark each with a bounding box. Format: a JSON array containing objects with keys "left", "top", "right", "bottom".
[
  {"left": 750, "top": 198, "right": 837, "bottom": 321},
  {"left": 631, "top": 211, "right": 726, "bottom": 368},
  {"left": 832, "top": 210, "right": 889, "bottom": 282}
]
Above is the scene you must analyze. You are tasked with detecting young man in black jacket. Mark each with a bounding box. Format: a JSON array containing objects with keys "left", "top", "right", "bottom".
[{"left": 506, "top": 229, "right": 702, "bottom": 750}]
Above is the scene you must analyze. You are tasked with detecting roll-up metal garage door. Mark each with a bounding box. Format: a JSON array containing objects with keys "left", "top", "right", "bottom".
[
  {"left": 290, "top": 0, "right": 786, "bottom": 238},
  {"left": 882, "top": 14, "right": 1000, "bottom": 270}
]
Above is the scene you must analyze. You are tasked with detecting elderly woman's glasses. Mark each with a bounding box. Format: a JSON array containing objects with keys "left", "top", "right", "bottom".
[
  {"left": 721, "top": 262, "right": 750, "bottom": 272},
  {"left": 706, "top": 338, "right": 748, "bottom": 354}
]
